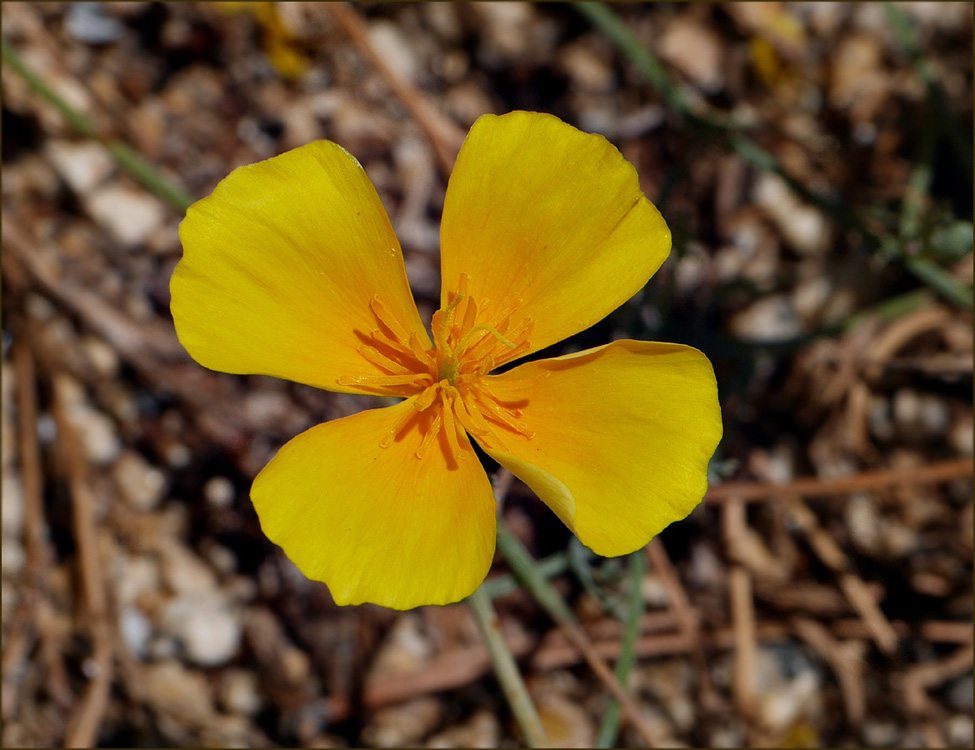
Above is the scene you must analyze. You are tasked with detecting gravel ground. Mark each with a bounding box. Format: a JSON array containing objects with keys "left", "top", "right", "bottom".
[{"left": 1, "top": 3, "right": 972, "bottom": 747}]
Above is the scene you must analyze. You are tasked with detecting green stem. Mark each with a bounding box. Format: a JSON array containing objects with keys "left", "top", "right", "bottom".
[
  {"left": 467, "top": 585, "right": 549, "bottom": 748},
  {"left": 2, "top": 39, "right": 95, "bottom": 136},
  {"left": 904, "top": 257, "right": 973, "bottom": 309},
  {"left": 596, "top": 550, "right": 646, "bottom": 748},
  {"left": 105, "top": 141, "right": 195, "bottom": 212},
  {"left": 574, "top": 2, "right": 690, "bottom": 117},
  {"left": 884, "top": 2, "right": 972, "bottom": 178},
  {"left": 2, "top": 39, "right": 196, "bottom": 212},
  {"left": 480, "top": 550, "right": 570, "bottom": 599},
  {"left": 496, "top": 522, "right": 575, "bottom": 624},
  {"left": 575, "top": 3, "right": 973, "bottom": 311}
]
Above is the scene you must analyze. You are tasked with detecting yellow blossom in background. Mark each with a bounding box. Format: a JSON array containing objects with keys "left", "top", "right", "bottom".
[
  {"left": 216, "top": 2, "right": 308, "bottom": 81},
  {"left": 170, "top": 111, "right": 722, "bottom": 610}
]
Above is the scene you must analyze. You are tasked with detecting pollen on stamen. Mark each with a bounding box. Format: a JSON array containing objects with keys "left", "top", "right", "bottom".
[
  {"left": 438, "top": 389, "right": 465, "bottom": 462},
  {"left": 414, "top": 413, "right": 442, "bottom": 459},
  {"left": 337, "top": 372, "right": 431, "bottom": 393}
]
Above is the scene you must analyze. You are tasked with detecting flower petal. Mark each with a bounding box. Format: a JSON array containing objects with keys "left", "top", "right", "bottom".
[
  {"left": 251, "top": 399, "right": 497, "bottom": 609},
  {"left": 440, "top": 112, "right": 671, "bottom": 359},
  {"left": 478, "top": 340, "right": 721, "bottom": 557},
  {"left": 172, "top": 140, "right": 432, "bottom": 394}
]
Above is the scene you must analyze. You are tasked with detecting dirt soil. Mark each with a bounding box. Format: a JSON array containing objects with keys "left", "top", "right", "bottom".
[{"left": 1, "top": 2, "right": 972, "bottom": 748}]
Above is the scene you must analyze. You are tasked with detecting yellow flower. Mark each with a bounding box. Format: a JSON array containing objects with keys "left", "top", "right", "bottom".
[{"left": 171, "top": 111, "right": 722, "bottom": 610}]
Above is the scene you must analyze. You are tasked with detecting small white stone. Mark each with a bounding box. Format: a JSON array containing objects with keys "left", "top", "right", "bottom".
[
  {"left": 868, "top": 395, "right": 896, "bottom": 442},
  {"left": 363, "top": 697, "right": 442, "bottom": 748},
  {"left": 44, "top": 140, "right": 114, "bottom": 193},
  {"left": 917, "top": 394, "right": 950, "bottom": 437},
  {"left": 369, "top": 614, "right": 435, "bottom": 678},
  {"left": 367, "top": 22, "right": 419, "bottom": 84},
  {"left": 72, "top": 404, "right": 121, "bottom": 465},
  {"left": 893, "top": 389, "right": 921, "bottom": 431},
  {"left": 113, "top": 553, "right": 160, "bottom": 606},
  {"left": 659, "top": 15, "right": 725, "bottom": 94},
  {"left": 219, "top": 669, "right": 263, "bottom": 716},
  {"left": 204, "top": 477, "right": 236, "bottom": 509},
  {"left": 164, "top": 442, "right": 192, "bottom": 469},
  {"left": 845, "top": 494, "right": 880, "bottom": 554},
  {"left": 119, "top": 606, "right": 152, "bottom": 657},
  {"left": 81, "top": 335, "right": 119, "bottom": 377},
  {"left": 1, "top": 474, "right": 25, "bottom": 537},
  {"left": 730, "top": 295, "right": 804, "bottom": 342},
  {"left": 674, "top": 253, "right": 708, "bottom": 296},
  {"left": 880, "top": 520, "right": 917, "bottom": 558},
  {"left": 144, "top": 660, "right": 216, "bottom": 723},
  {"left": 202, "top": 542, "right": 237, "bottom": 576},
  {"left": 758, "top": 669, "right": 821, "bottom": 732},
  {"left": 949, "top": 412, "right": 974, "bottom": 456},
  {"left": 640, "top": 573, "right": 669, "bottom": 607},
  {"left": 754, "top": 173, "right": 830, "bottom": 255},
  {"left": 162, "top": 594, "right": 241, "bottom": 667},
  {"left": 85, "top": 185, "right": 166, "bottom": 248},
  {"left": 113, "top": 450, "right": 167, "bottom": 512},
  {"left": 471, "top": 3, "right": 534, "bottom": 60},
  {"left": 708, "top": 723, "right": 746, "bottom": 748},
  {"left": 558, "top": 43, "right": 614, "bottom": 93},
  {"left": 862, "top": 721, "right": 900, "bottom": 747},
  {"left": 793, "top": 277, "right": 832, "bottom": 322},
  {"left": 686, "top": 542, "right": 724, "bottom": 590},
  {"left": 947, "top": 716, "right": 974, "bottom": 749},
  {"left": 242, "top": 391, "right": 292, "bottom": 430},
  {"left": 160, "top": 544, "right": 218, "bottom": 595},
  {"left": 65, "top": 2, "right": 126, "bottom": 44},
  {"left": 1, "top": 539, "right": 25, "bottom": 576},
  {"left": 281, "top": 646, "right": 310, "bottom": 684},
  {"left": 426, "top": 710, "right": 499, "bottom": 748}
]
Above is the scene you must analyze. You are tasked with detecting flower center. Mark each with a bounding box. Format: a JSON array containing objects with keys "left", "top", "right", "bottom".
[
  {"left": 340, "top": 274, "right": 540, "bottom": 461},
  {"left": 439, "top": 357, "right": 461, "bottom": 384}
]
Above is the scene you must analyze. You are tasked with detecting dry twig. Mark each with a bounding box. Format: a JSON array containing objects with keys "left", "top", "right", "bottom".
[
  {"left": 706, "top": 458, "right": 972, "bottom": 504},
  {"left": 10, "top": 338, "right": 73, "bottom": 711},
  {"left": 2, "top": 216, "right": 250, "bottom": 451},
  {"left": 327, "top": 2, "right": 465, "bottom": 178},
  {"left": 792, "top": 617, "right": 867, "bottom": 726},
  {"left": 53, "top": 373, "right": 114, "bottom": 748},
  {"left": 495, "top": 473, "right": 662, "bottom": 747},
  {"left": 320, "top": 615, "right": 970, "bottom": 717},
  {"left": 645, "top": 539, "right": 719, "bottom": 710},
  {"left": 723, "top": 498, "right": 757, "bottom": 721},
  {"left": 324, "top": 612, "right": 536, "bottom": 723},
  {"left": 903, "top": 645, "right": 975, "bottom": 716},
  {"left": 784, "top": 497, "right": 899, "bottom": 654},
  {"left": 1, "top": 600, "right": 37, "bottom": 722}
]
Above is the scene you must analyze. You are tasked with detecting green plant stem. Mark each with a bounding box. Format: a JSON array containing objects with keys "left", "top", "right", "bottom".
[
  {"left": 2, "top": 39, "right": 195, "bottom": 212},
  {"left": 884, "top": 2, "right": 972, "bottom": 178},
  {"left": 496, "top": 521, "right": 659, "bottom": 746},
  {"left": 497, "top": 522, "right": 575, "bottom": 623},
  {"left": 837, "top": 289, "right": 934, "bottom": 333},
  {"left": 569, "top": 538, "right": 626, "bottom": 620},
  {"left": 596, "top": 550, "right": 646, "bottom": 748},
  {"left": 574, "top": 2, "right": 973, "bottom": 311},
  {"left": 467, "top": 585, "right": 549, "bottom": 748},
  {"left": 904, "top": 257, "right": 973, "bottom": 308},
  {"left": 574, "top": 2, "right": 689, "bottom": 116},
  {"left": 105, "top": 141, "right": 196, "bottom": 212},
  {"left": 480, "top": 550, "right": 570, "bottom": 599}
]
